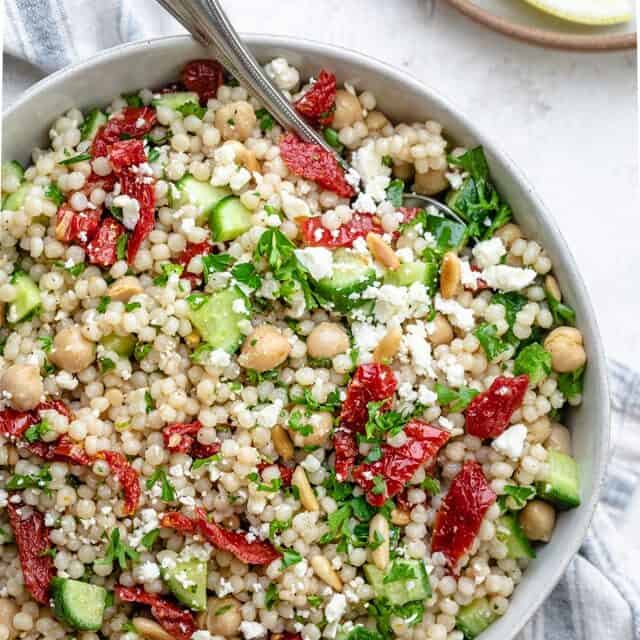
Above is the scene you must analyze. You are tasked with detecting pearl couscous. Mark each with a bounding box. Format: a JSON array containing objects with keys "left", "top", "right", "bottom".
[{"left": 0, "top": 57, "right": 587, "bottom": 640}]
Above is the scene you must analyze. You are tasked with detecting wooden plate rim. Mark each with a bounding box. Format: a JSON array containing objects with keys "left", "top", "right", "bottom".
[{"left": 445, "top": 0, "right": 637, "bottom": 51}]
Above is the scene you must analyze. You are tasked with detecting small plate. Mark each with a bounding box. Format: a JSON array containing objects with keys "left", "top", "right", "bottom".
[{"left": 446, "top": 0, "right": 636, "bottom": 51}]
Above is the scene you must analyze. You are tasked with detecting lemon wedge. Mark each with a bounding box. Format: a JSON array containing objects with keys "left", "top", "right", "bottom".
[{"left": 522, "top": 0, "right": 632, "bottom": 25}]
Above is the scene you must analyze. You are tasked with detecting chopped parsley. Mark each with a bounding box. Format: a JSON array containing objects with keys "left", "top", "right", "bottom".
[
  {"left": 255, "top": 108, "right": 275, "bottom": 132},
  {"left": 146, "top": 467, "right": 176, "bottom": 502},
  {"left": 513, "top": 343, "right": 552, "bottom": 385},
  {"left": 382, "top": 561, "right": 416, "bottom": 584},
  {"left": 435, "top": 382, "right": 479, "bottom": 412},
  {"left": 268, "top": 519, "right": 291, "bottom": 540},
  {"left": 288, "top": 410, "right": 313, "bottom": 437},
  {"left": 144, "top": 391, "right": 155, "bottom": 413},
  {"left": 153, "top": 263, "right": 184, "bottom": 286},
  {"left": 97, "top": 296, "right": 111, "bottom": 313},
  {"left": 133, "top": 342, "right": 151, "bottom": 362},
  {"left": 191, "top": 454, "right": 221, "bottom": 471},
  {"left": 44, "top": 183, "right": 64, "bottom": 206},
  {"left": 37, "top": 335, "right": 53, "bottom": 352},
  {"left": 385, "top": 179, "right": 404, "bottom": 207},
  {"left": 323, "top": 127, "right": 344, "bottom": 153},
  {"left": 498, "top": 484, "right": 536, "bottom": 512},
  {"left": 265, "top": 583, "right": 279, "bottom": 609},
  {"left": 364, "top": 401, "right": 408, "bottom": 441},
  {"left": 231, "top": 262, "right": 262, "bottom": 289},
  {"left": 290, "top": 388, "right": 341, "bottom": 412},
  {"left": 247, "top": 472, "right": 282, "bottom": 493},
  {"left": 558, "top": 366, "right": 585, "bottom": 401},
  {"left": 474, "top": 323, "right": 510, "bottom": 361},
  {"left": 202, "top": 253, "right": 233, "bottom": 282},
  {"left": 176, "top": 101, "right": 207, "bottom": 119},
  {"left": 116, "top": 234, "right": 128, "bottom": 261},
  {"left": 420, "top": 476, "right": 441, "bottom": 496},
  {"left": 280, "top": 548, "right": 302, "bottom": 568},
  {"left": 99, "top": 357, "right": 116, "bottom": 374},
  {"left": 140, "top": 528, "right": 160, "bottom": 549},
  {"left": 97, "top": 528, "right": 139, "bottom": 570},
  {"left": 58, "top": 152, "right": 92, "bottom": 166},
  {"left": 6, "top": 466, "right": 52, "bottom": 495},
  {"left": 23, "top": 419, "right": 51, "bottom": 443}
]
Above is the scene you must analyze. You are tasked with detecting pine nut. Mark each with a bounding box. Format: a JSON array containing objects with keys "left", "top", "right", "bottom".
[
  {"left": 544, "top": 275, "right": 561, "bottom": 302},
  {"left": 369, "top": 513, "right": 390, "bottom": 570},
  {"left": 133, "top": 617, "right": 173, "bottom": 640},
  {"left": 272, "top": 425, "right": 294, "bottom": 461},
  {"left": 391, "top": 508, "right": 411, "bottom": 526},
  {"left": 292, "top": 466, "right": 319, "bottom": 511},
  {"left": 185, "top": 332, "right": 201, "bottom": 348},
  {"left": 241, "top": 149, "right": 261, "bottom": 173},
  {"left": 310, "top": 555, "right": 343, "bottom": 591},
  {"left": 440, "top": 251, "right": 461, "bottom": 298},
  {"left": 373, "top": 325, "right": 402, "bottom": 363},
  {"left": 55, "top": 207, "right": 74, "bottom": 241},
  {"left": 366, "top": 232, "right": 400, "bottom": 270},
  {"left": 107, "top": 275, "right": 143, "bottom": 302}
]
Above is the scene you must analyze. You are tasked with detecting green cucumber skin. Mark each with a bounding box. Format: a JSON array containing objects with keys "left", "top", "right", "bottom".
[
  {"left": 210, "top": 195, "right": 253, "bottom": 242},
  {"left": 3, "top": 183, "right": 31, "bottom": 211},
  {"left": 2, "top": 161, "right": 25, "bottom": 184},
  {"left": 456, "top": 597, "right": 498, "bottom": 639},
  {"left": 152, "top": 91, "right": 200, "bottom": 110},
  {"left": 316, "top": 250, "right": 376, "bottom": 312},
  {"left": 8, "top": 273, "right": 41, "bottom": 323},
  {"left": 495, "top": 514, "right": 535, "bottom": 560},
  {"left": 80, "top": 110, "right": 108, "bottom": 141},
  {"left": 383, "top": 261, "right": 428, "bottom": 287},
  {"left": 51, "top": 577, "right": 107, "bottom": 631},
  {"left": 363, "top": 559, "right": 431, "bottom": 607},
  {"left": 162, "top": 558, "right": 208, "bottom": 611},
  {"left": 101, "top": 334, "right": 136, "bottom": 358},
  {"left": 536, "top": 449, "right": 581, "bottom": 509},
  {"left": 175, "top": 174, "right": 231, "bottom": 224}
]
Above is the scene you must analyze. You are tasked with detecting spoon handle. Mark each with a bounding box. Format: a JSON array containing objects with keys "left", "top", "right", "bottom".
[{"left": 155, "top": 0, "right": 334, "bottom": 152}]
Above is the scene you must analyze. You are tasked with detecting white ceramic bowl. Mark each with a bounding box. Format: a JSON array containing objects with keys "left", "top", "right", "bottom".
[{"left": 2, "top": 35, "right": 609, "bottom": 640}]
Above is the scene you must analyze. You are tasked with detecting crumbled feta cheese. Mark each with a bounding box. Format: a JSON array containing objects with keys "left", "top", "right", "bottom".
[
  {"left": 281, "top": 190, "right": 310, "bottom": 219},
  {"left": 113, "top": 194, "right": 140, "bottom": 231},
  {"left": 445, "top": 171, "right": 464, "bottom": 190},
  {"left": 396, "top": 247, "right": 414, "bottom": 264},
  {"left": 403, "top": 322, "right": 435, "bottom": 378},
  {"left": 294, "top": 247, "right": 333, "bottom": 280},
  {"left": 264, "top": 57, "right": 300, "bottom": 91},
  {"left": 351, "top": 140, "right": 391, "bottom": 203},
  {"left": 191, "top": 631, "right": 216, "bottom": 640},
  {"left": 492, "top": 424, "right": 527, "bottom": 460},
  {"left": 229, "top": 167, "right": 252, "bottom": 191},
  {"left": 482, "top": 265, "right": 537, "bottom": 292},
  {"left": 352, "top": 192, "right": 376, "bottom": 213},
  {"left": 434, "top": 294, "right": 475, "bottom": 331},
  {"left": 351, "top": 322, "right": 387, "bottom": 355},
  {"left": 254, "top": 400, "right": 283, "bottom": 429},
  {"left": 239, "top": 621, "right": 267, "bottom": 640},
  {"left": 301, "top": 453, "right": 321, "bottom": 473},
  {"left": 325, "top": 593, "right": 347, "bottom": 623},
  {"left": 213, "top": 143, "right": 237, "bottom": 165},
  {"left": 472, "top": 238, "right": 506, "bottom": 269},
  {"left": 138, "top": 561, "right": 160, "bottom": 582},
  {"left": 460, "top": 260, "right": 481, "bottom": 289},
  {"left": 417, "top": 384, "right": 437, "bottom": 405}
]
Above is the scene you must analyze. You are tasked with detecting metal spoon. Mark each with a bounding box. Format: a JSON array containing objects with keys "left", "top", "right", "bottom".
[{"left": 154, "top": 0, "right": 463, "bottom": 222}]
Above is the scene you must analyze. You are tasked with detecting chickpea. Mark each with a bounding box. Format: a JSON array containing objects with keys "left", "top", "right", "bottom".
[
  {"left": 201, "top": 597, "right": 241, "bottom": 637},
  {"left": 429, "top": 313, "right": 453, "bottom": 346},
  {"left": 546, "top": 423, "right": 572, "bottom": 455},
  {"left": 413, "top": 168, "right": 448, "bottom": 196},
  {"left": 0, "top": 364, "right": 43, "bottom": 411},
  {"left": 543, "top": 327, "right": 586, "bottom": 373},
  {"left": 289, "top": 411, "right": 333, "bottom": 447},
  {"left": 494, "top": 223, "right": 522, "bottom": 248},
  {"left": 527, "top": 416, "right": 551, "bottom": 444},
  {"left": 393, "top": 162, "right": 415, "bottom": 181},
  {"left": 365, "top": 111, "right": 389, "bottom": 131},
  {"left": 50, "top": 325, "right": 95, "bottom": 373},
  {"left": 214, "top": 101, "right": 257, "bottom": 141},
  {"left": 332, "top": 90, "right": 363, "bottom": 130},
  {"left": 239, "top": 324, "right": 290, "bottom": 372},
  {"left": 0, "top": 598, "right": 18, "bottom": 640},
  {"left": 306, "top": 322, "right": 349, "bottom": 359},
  {"left": 519, "top": 499, "right": 556, "bottom": 542}
]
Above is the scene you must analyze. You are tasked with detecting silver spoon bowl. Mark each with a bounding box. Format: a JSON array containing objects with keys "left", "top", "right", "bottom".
[{"left": 154, "top": 0, "right": 463, "bottom": 223}]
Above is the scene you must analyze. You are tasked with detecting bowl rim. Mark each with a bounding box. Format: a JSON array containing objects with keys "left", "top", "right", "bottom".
[
  {"left": 444, "top": 0, "right": 636, "bottom": 52},
  {"left": 2, "top": 33, "right": 611, "bottom": 639}
]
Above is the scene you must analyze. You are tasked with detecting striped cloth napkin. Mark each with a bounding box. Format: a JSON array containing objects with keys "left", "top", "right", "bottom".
[{"left": 3, "top": 2, "right": 640, "bottom": 638}]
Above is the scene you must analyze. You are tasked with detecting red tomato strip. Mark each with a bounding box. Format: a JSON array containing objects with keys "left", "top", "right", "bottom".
[
  {"left": 26, "top": 435, "right": 92, "bottom": 466},
  {"left": 280, "top": 133, "right": 355, "bottom": 198},
  {"left": 87, "top": 217, "right": 125, "bottom": 267},
  {"left": 7, "top": 503, "right": 55, "bottom": 604},
  {"left": 294, "top": 70, "right": 337, "bottom": 126},
  {"left": 299, "top": 212, "right": 382, "bottom": 248},
  {"left": 333, "top": 429, "right": 359, "bottom": 482},
  {"left": 96, "top": 450, "right": 141, "bottom": 515},
  {"left": 0, "top": 400, "right": 72, "bottom": 440},
  {"left": 121, "top": 170, "right": 156, "bottom": 264},
  {"left": 161, "top": 508, "right": 281, "bottom": 565},
  {"left": 163, "top": 421, "right": 220, "bottom": 460},
  {"left": 176, "top": 241, "right": 212, "bottom": 285},
  {"left": 92, "top": 106, "right": 156, "bottom": 158},
  {"left": 116, "top": 586, "right": 197, "bottom": 640},
  {"left": 55, "top": 203, "right": 102, "bottom": 247},
  {"left": 431, "top": 460, "right": 496, "bottom": 568},
  {"left": 181, "top": 59, "right": 225, "bottom": 104},
  {"left": 108, "top": 139, "right": 147, "bottom": 173},
  {"left": 465, "top": 375, "right": 529, "bottom": 439},
  {"left": 353, "top": 420, "right": 450, "bottom": 507}
]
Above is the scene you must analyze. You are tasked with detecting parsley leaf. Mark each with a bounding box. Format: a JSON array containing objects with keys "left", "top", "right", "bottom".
[
  {"left": 385, "top": 179, "right": 405, "bottom": 207},
  {"left": 202, "top": 253, "right": 233, "bottom": 282},
  {"left": 255, "top": 108, "right": 274, "bottom": 132},
  {"left": 123, "top": 93, "right": 144, "bottom": 108},
  {"left": 176, "top": 101, "right": 207, "bottom": 119},
  {"left": 97, "top": 296, "right": 111, "bottom": 313},
  {"left": 383, "top": 561, "right": 416, "bottom": 584},
  {"left": 58, "top": 152, "right": 92, "bottom": 166},
  {"left": 99, "top": 357, "right": 116, "bottom": 374},
  {"left": 290, "top": 388, "right": 341, "bottom": 412},
  {"left": 513, "top": 343, "right": 552, "bottom": 385},
  {"left": 144, "top": 391, "right": 154, "bottom": 413},
  {"left": 364, "top": 401, "right": 408, "bottom": 441},
  {"left": 140, "top": 528, "right": 160, "bottom": 550},
  {"left": 116, "top": 234, "right": 128, "bottom": 261},
  {"left": 231, "top": 262, "right": 262, "bottom": 289},
  {"left": 323, "top": 127, "right": 344, "bottom": 153},
  {"left": 24, "top": 419, "right": 51, "bottom": 443},
  {"left": 557, "top": 366, "right": 585, "bottom": 401},
  {"left": 280, "top": 548, "right": 302, "bottom": 568},
  {"left": 371, "top": 476, "right": 386, "bottom": 495},
  {"left": 153, "top": 263, "right": 183, "bottom": 286},
  {"left": 7, "top": 466, "right": 52, "bottom": 494},
  {"left": 44, "top": 184, "right": 65, "bottom": 206},
  {"left": 265, "top": 583, "right": 279, "bottom": 610},
  {"left": 37, "top": 336, "right": 53, "bottom": 352},
  {"left": 474, "top": 323, "right": 510, "bottom": 361},
  {"left": 545, "top": 287, "right": 576, "bottom": 326},
  {"left": 97, "top": 528, "right": 139, "bottom": 570},
  {"left": 435, "top": 382, "right": 479, "bottom": 412},
  {"left": 288, "top": 410, "right": 313, "bottom": 436},
  {"left": 191, "top": 454, "right": 221, "bottom": 471},
  {"left": 133, "top": 342, "right": 151, "bottom": 362},
  {"left": 268, "top": 519, "right": 291, "bottom": 541},
  {"left": 497, "top": 484, "right": 536, "bottom": 512},
  {"left": 146, "top": 467, "right": 176, "bottom": 502}
]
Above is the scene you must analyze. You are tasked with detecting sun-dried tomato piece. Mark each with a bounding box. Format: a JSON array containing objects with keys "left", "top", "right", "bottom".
[
  {"left": 257, "top": 461, "right": 293, "bottom": 487},
  {"left": 55, "top": 203, "right": 102, "bottom": 247},
  {"left": 120, "top": 170, "right": 156, "bottom": 264},
  {"left": 280, "top": 133, "right": 355, "bottom": 198},
  {"left": 181, "top": 59, "right": 225, "bottom": 104},
  {"left": 92, "top": 107, "right": 156, "bottom": 158},
  {"left": 176, "top": 241, "right": 212, "bottom": 285},
  {"left": 108, "top": 139, "right": 147, "bottom": 173},
  {"left": 163, "top": 421, "right": 220, "bottom": 460},
  {"left": 86, "top": 217, "right": 125, "bottom": 267},
  {"left": 97, "top": 450, "right": 140, "bottom": 515},
  {"left": 84, "top": 171, "right": 118, "bottom": 195},
  {"left": 294, "top": 70, "right": 337, "bottom": 126},
  {"left": 26, "top": 435, "right": 92, "bottom": 466},
  {"left": 340, "top": 363, "right": 397, "bottom": 433},
  {"left": 116, "top": 586, "right": 196, "bottom": 640},
  {"left": 299, "top": 212, "right": 383, "bottom": 248},
  {"left": 161, "top": 508, "right": 281, "bottom": 565},
  {"left": 353, "top": 421, "right": 450, "bottom": 507},
  {"left": 333, "top": 429, "right": 359, "bottom": 481},
  {"left": 0, "top": 400, "right": 73, "bottom": 441},
  {"left": 7, "top": 503, "right": 55, "bottom": 604},
  {"left": 465, "top": 375, "right": 529, "bottom": 439},
  {"left": 431, "top": 461, "right": 496, "bottom": 569}
]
